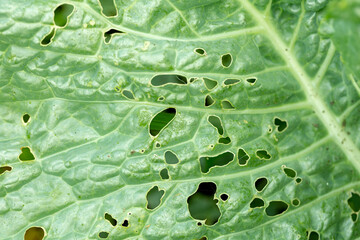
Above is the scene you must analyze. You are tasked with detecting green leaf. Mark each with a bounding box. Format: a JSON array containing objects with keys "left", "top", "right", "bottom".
[{"left": 0, "top": 0, "right": 359, "bottom": 239}]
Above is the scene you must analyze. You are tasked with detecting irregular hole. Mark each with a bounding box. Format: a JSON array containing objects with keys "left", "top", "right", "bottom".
[
  {"left": 104, "top": 213, "right": 117, "bottom": 226},
  {"left": 146, "top": 186, "right": 165, "bottom": 210},
  {"left": 19, "top": 147, "right": 35, "bottom": 161},
  {"left": 149, "top": 108, "right": 176, "bottom": 137},
  {"left": 194, "top": 48, "right": 206, "bottom": 56},
  {"left": 187, "top": 182, "right": 220, "bottom": 225},
  {"left": 121, "top": 219, "right": 129, "bottom": 227},
  {"left": 308, "top": 231, "right": 320, "bottom": 240},
  {"left": 54, "top": 4, "right": 74, "bottom": 27},
  {"left": 99, "top": 231, "right": 109, "bottom": 239},
  {"left": 160, "top": 168, "right": 169, "bottom": 180},
  {"left": 104, "top": 29, "right": 124, "bottom": 44},
  {"left": 274, "top": 117, "right": 288, "bottom": 132},
  {"left": 220, "top": 193, "right": 228, "bottom": 201},
  {"left": 189, "top": 77, "right": 197, "bottom": 83},
  {"left": 208, "top": 115, "right": 224, "bottom": 135},
  {"left": 221, "top": 100, "right": 235, "bottom": 110},
  {"left": 98, "top": 0, "right": 117, "bottom": 17},
  {"left": 250, "top": 197, "right": 264, "bottom": 208},
  {"left": 347, "top": 192, "right": 360, "bottom": 212},
  {"left": 221, "top": 53, "right": 232, "bottom": 68},
  {"left": 351, "top": 213, "right": 358, "bottom": 222},
  {"left": 205, "top": 95, "right": 215, "bottom": 107},
  {"left": 122, "top": 89, "right": 135, "bottom": 100},
  {"left": 292, "top": 198, "right": 300, "bottom": 207},
  {"left": 203, "top": 78, "right": 218, "bottom": 90},
  {"left": 40, "top": 28, "right": 56, "bottom": 46},
  {"left": 155, "top": 142, "right": 161, "bottom": 148},
  {"left": 238, "top": 148, "right": 250, "bottom": 165},
  {"left": 256, "top": 150, "right": 271, "bottom": 160},
  {"left": 22, "top": 113, "right": 31, "bottom": 124},
  {"left": 0, "top": 166, "right": 12, "bottom": 175},
  {"left": 218, "top": 137, "right": 231, "bottom": 144},
  {"left": 158, "top": 96, "right": 165, "bottom": 101},
  {"left": 164, "top": 150, "right": 179, "bottom": 164},
  {"left": 151, "top": 74, "right": 187, "bottom": 86},
  {"left": 199, "top": 237, "right": 208, "bottom": 240},
  {"left": 200, "top": 151, "right": 234, "bottom": 173},
  {"left": 224, "top": 79, "right": 240, "bottom": 86},
  {"left": 197, "top": 222, "right": 202, "bottom": 226},
  {"left": 254, "top": 177, "right": 268, "bottom": 192},
  {"left": 295, "top": 177, "right": 302, "bottom": 184},
  {"left": 282, "top": 166, "right": 296, "bottom": 178},
  {"left": 265, "top": 201, "right": 289, "bottom": 216},
  {"left": 246, "top": 77, "right": 257, "bottom": 85},
  {"left": 24, "top": 227, "right": 45, "bottom": 240}
]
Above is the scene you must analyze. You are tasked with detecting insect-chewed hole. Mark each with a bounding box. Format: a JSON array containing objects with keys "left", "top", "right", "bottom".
[
  {"left": 208, "top": 115, "right": 224, "bottom": 135},
  {"left": 224, "top": 79, "right": 240, "bottom": 86},
  {"left": 197, "top": 222, "right": 202, "bottom": 226},
  {"left": 295, "top": 177, "right": 302, "bottom": 184},
  {"left": 220, "top": 193, "right": 229, "bottom": 201},
  {"left": 146, "top": 186, "right": 165, "bottom": 210},
  {"left": 24, "top": 227, "right": 45, "bottom": 240},
  {"left": 221, "top": 100, "right": 235, "bottom": 110},
  {"left": 22, "top": 113, "right": 31, "bottom": 124},
  {"left": 99, "top": 231, "right": 109, "bottom": 239},
  {"left": 274, "top": 117, "right": 288, "bottom": 132},
  {"left": 151, "top": 74, "right": 187, "bottom": 86},
  {"left": 282, "top": 166, "right": 296, "bottom": 178},
  {"left": 187, "top": 182, "right": 220, "bottom": 225},
  {"left": 238, "top": 148, "right": 250, "bottom": 165},
  {"left": 98, "top": 0, "right": 117, "bottom": 17},
  {"left": 121, "top": 219, "right": 129, "bottom": 227},
  {"left": 347, "top": 192, "right": 360, "bottom": 212},
  {"left": 160, "top": 168, "right": 169, "bottom": 180},
  {"left": 54, "top": 4, "right": 74, "bottom": 27},
  {"left": 205, "top": 95, "right": 215, "bottom": 107},
  {"left": 194, "top": 48, "right": 206, "bottom": 56},
  {"left": 121, "top": 89, "right": 135, "bottom": 100},
  {"left": 308, "top": 231, "right": 320, "bottom": 240},
  {"left": 200, "top": 151, "right": 234, "bottom": 173},
  {"left": 104, "top": 29, "right": 125, "bottom": 43},
  {"left": 246, "top": 77, "right": 257, "bottom": 84},
  {"left": 19, "top": 147, "right": 35, "bottom": 161},
  {"left": 221, "top": 53, "right": 232, "bottom": 68},
  {"left": 254, "top": 177, "right": 268, "bottom": 192},
  {"left": 256, "top": 150, "right": 271, "bottom": 160},
  {"left": 104, "top": 213, "right": 117, "bottom": 226},
  {"left": 218, "top": 137, "right": 231, "bottom": 144},
  {"left": 203, "top": 78, "right": 218, "bottom": 90},
  {"left": 265, "top": 201, "right": 289, "bottom": 216},
  {"left": 158, "top": 96, "right": 165, "bottom": 101},
  {"left": 351, "top": 213, "right": 358, "bottom": 222},
  {"left": 250, "top": 197, "right": 264, "bottom": 208},
  {"left": 291, "top": 198, "right": 300, "bottom": 207},
  {"left": 155, "top": 142, "right": 161, "bottom": 148},
  {"left": 199, "top": 237, "right": 208, "bottom": 240},
  {"left": 41, "top": 28, "right": 56, "bottom": 46},
  {"left": 0, "top": 166, "right": 12, "bottom": 175},
  {"left": 149, "top": 108, "right": 176, "bottom": 137},
  {"left": 164, "top": 150, "right": 179, "bottom": 164}
]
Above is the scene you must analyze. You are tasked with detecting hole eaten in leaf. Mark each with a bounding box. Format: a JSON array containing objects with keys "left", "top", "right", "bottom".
[
  {"left": 292, "top": 198, "right": 300, "bottom": 206},
  {"left": 351, "top": 213, "right": 358, "bottom": 222},
  {"left": 246, "top": 77, "right": 257, "bottom": 84},
  {"left": 308, "top": 231, "right": 320, "bottom": 240},
  {"left": 265, "top": 201, "right": 288, "bottom": 216},
  {"left": 54, "top": 4, "right": 74, "bottom": 27},
  {"left": 274, "top": 117, "right": 287, "bottom": 132},
  {"left": 105, "top": 213, "right": 117, "bottom": 226},
  {"left": 98, "top": 0, "right": 117, "bottom": 17},
  {"left": 99, "top": 231, "right": 109, "bottom": 239},
  {"left": 221, "top": 53, "right": 232, "bottom": 68},
  {"left": 250, "top": 197, "right": 264, "bottom": 208},
  {"left": 347, "top": 192, "right": 360, "bottom": 212},
  {"left": 24, "top": 227, "right": 45, "bottom": 240},
  {"left": 203, "top": 78, "right": 218, "bottom": 90},
  {"left": 224, "top": 79, "right": 240, "bottom": 86},
  {"left": 282, "top": 166, "right": 296, "bottom": 178},
  {"left": 121, "top": 219, "right": 129, "bottom": 227},
  {"left": 146, "top": 186, "right": 165, "bottom": 210},
  {"left": 151, "top": 74, "right": 187, "bottom": 86},
  {"left": 256, "top": 150, "right": 271, "bottom": 160},
  {"left": 221, "top": 100, "right": 235, "bottom": 110},
  {"left": 0, "top": 166, "right": 12, "bottom": 175},
  {"left": 218, "top": 137, "right": 231, "bottom": 144},
  {"left": 194, "top": 48, "right": 206, "bottom": 56},
  {"left": 220, "top": 193, "right": 228, "bottom": 201},
  {"left": 104, "top": 29, "right": 124, "bottom": 43},
  {"left": 22, "top": 113, "right": 31, "bottom": 124},
  {"left": 19, "top": 147, "right": 35, "bottom": 161},
  {"left": 208, "top": 115, "right": 224, "bottom": 135},
  {"left": 254, "top": 177, "right": 268, "bottom": 192},
  {"left": 164, "top": 150, "right": 179, "bottom": 164},
  {"left": 205, "top": 95, "right": 215, "bottom": 107},
  {"left": 200, "top": 151, "right": 234, "bottom": 173},
  {"left": 187, "top": 182, "right": 220, "bottom": 225},
  {"left": 149, "top": 108, "right": 176, "bottom": 137},
  {"left": 238, "top": 148, "right": 250, "bottom": 165},
  {"left": 122, "top": 89, "right": 135, "bottom": 99},
  {"left": 40, "top": 28, "right": 56, "bottom": 46},
  {"left": 160, "top": 168, "right": 169, "bottom": 180},
  {"left": 295, "top": 177, "right": 302, "bottom": 184}
]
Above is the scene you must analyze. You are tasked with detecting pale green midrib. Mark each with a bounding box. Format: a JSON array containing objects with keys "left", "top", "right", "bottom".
[
  {"left": 215, "top": 181, "right": 360, "bottom": 240},
  {"left": 314, "top": 42, "right": 336, "bottom": 87},
  {"left": 241, "top": 0, "right": 360, "bottom": 172}
]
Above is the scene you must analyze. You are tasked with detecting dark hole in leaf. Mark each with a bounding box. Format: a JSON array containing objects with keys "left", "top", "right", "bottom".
[
  {"left": 19, "top": 147, "right": 35, "bottom": 161},
  {"left": 205, "top": 95, "right": 215, "bottom": 107},
  {"left": 199, "top": 237, "right": 208, "bottom": 240},
  {"left": 151, "top": 74, "right": 187, "bottom": 86},
  {"left": 203, "top": 78, "right": 218, "bottom": 90},
  {"left": 208, "top": 115, "right": 224, "bottom": 135},
  {"left": 224, "top": 79, "right": 240, "bottom": 86},
  {"left": 187, "top": 182, "right": 220, "bottom": 225},
  {"left": 104, "top": 29, "right": 124, "bottom": 43},
  {"left": 194, "top": 48, "right": 206, "bottom": 56},
  {"left": 158, "top": 96, "right": 165, "bottom": 101},
  {"left": 256, "top": 150, "right": 271, "bottom": 160},
  {"left": 122, "top": 89, "right": 135, "bottom": 99},
  {"left": 160, "top": 168, "right": 169, "bottom": 180},
  {"left": 218, "top": 137, "right": 231, "bottom": 144},
  {"left": 24, "top": 227, "right": 45, "bottom": 240},
  {"left": 308, "top": 231, "right": 320, "bottom": 240},
  {"left": 250, "top": 197, "right": 264, "bottom": 208},
  {"left": 265, "top": 201, "right": 288, "bottom": 216},
  {"left": 254, "top": 177, "right": 268, "bottom": 192},
  {"left": 197, "top": 222, "right": 202, "bottom": 226},
  {"left": 149, "top": 108, "right": 176, "bottom": 137},
  {"left": 54, "top": 4, "right": 74, "bottom": 27},
  {"left": 348, "top": 192, "right": 360, "bottom": 212},
  {"left": 351, "top": 213, "right": 358, "bottom": 222},
  {"left": 220, "top": 193, "right": 228, "bottom": 201},
  {"left": 292, "top": 198, "right": 300, "bottom": 206},
  {"left": 41, "top": 28, "right": 56, "bottom": 46},
  {"left": 189, "top": 77, "right": 197, "bottom": 83},
  {"left": 238, "top": 148, "right": 250, "bottom": 165},
  {"left": 0, "top": 166, "right": 12, "bottom": 175},
  {"left": 283, "top": 166, "right": 296, "bottom": 178},
  {"left": 104, "top": 213, "right": 117, "bottom": 226},
  {"left": 99, "top": 231, "right": 109, "bottom": 239},
  {"left": 246, "top": 77, "right": 257, "bottom": 84},
  {"left": 221, "top": 100, "right": 235, "bottom": 109},
  {"left": 98, "top": 0, "right": 117, "bottom": 17},
  {"left": 121, "top": 219, "right": 129, "bottom": 227},
  {"left": 23, "top": 113, "right": 30, "bottom": 124},
  {"left": 146, "top": 186, "right": 164, "bottom": 210},
  {"left": 164, "top": 150, "right": 179, "bottom": 164},
  {"left": 221, "top": 53, "right": 232, "bottom": 68},
  {"left": 155, "top": 142, "right": 161, "bottom": 148},
  {"left": 200, "top": 151, "right": 234, "bottom": 173},
  {"left": 295, "top": 177, "right": 302, "bottom": 184},
  {"left": 274, "top": 117, "right": 287, "bottom": 132}
]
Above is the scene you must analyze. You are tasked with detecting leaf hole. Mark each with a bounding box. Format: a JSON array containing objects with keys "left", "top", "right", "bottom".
[
  {"left": 347, "top": 192, "right": 360, "bottom": 212},
  {"left": 98, "top": 0, "right": 117, "bottom": 17},
  {"left": 0, "top": 166, "right": 12, "bottom": 175},
  {"left": 238, "top": 148, "right": 250, "bottom": 165},
  {"left": 295, "top": 177, "right": 302, "bottom": 184},
  {"left": 246, "top": 77, "right": 257, "bottom": 85},
  {"left": 40, "top": 28, "right": 56, "bottom": 46},
  {"left": 155, "top": 142, "right": 161, "bottom": 148},
  {"left": 274, "top": 117, "right": 288, "bottom": 132},
  {"left": 194, "top": 48, "right": 206, "bottom": 56},
  {"left": 220, "top": 193, "right": 229, "bottom": 201},
  {"left": 146, "top": 186, "right": 165, "bottom": 210},
  {"left": 221, "top": 100, "right": 235, "bottom": 110},
  {"left": 121, "top": 219, "right": 129, "bottom": 227},
  {"left": 151, "top": 74, "right": 187, "bottom": 86},
  {"left": 104, "top": 213, "right": 117, "bottom": 226},
  {"left": 99, "top": 231, "right": 109, "bottom": 239},
  {"left": 208, "top": 115, "right": 224, "bottom": 135},
  {"left": 200, "top": 151, "right": 234, "bottom": 173},
  {"left": 121, "top": 89, "right": 135, "bottom": 100},
  {"left": 224, "top": 79, "right": 240, "bottom": 86},
  {"left": 54, "top": 4, "right": 74, "bottom": 27},
  {"left": 250, "top": 197, "right": 264, "bottom": 208},
  {"left": 22, "top": 113, "right": 31, "bottom": 124},
  {"left": 203, "top": 78, "right": 218, "bottom": 90},
  {"left": 218, "top": 137, "right": 231, "bottom": 144},
  {"left": 265, "top": 201, "right": 289, "bottom": 216},
  {"left": 291, "top": 198, "right": 300, "bottom": 207},
  {"left": 19, "top": 147, "right": 35, "bottom": 161},
  {"left": 160, "top": 168, "right": 169, "bottom": 180},
  {"left": 24, "top": 227, "right": 45, "bottom": 240},
  {"left": 199, "top": 237, "right": 208, "bottom": 240},
  {"left": 205, "top": 95, "right": 215, "bottom": 107},
  {"left": 157, "top": 96, "right": 165, "bottom": 101},
  {"left": 164, "top": 150, "right": 179, "bottom": 164},
  {"left": 308, "top": 231, "right": 320, "bottom": 240},
  {"left": 282, "top": 165, "right": 296, "bottom": 178},
  {"left": 255, "top": 150, "right": 271, "bottom": 160},
  {"left": 221, "top": 53, "right": 232, "bottom": 68},
  {"left": 149, "top": 108, "right": 176, "bottom": 137},
  {"left": 351, "top": 213, "right": 358, "bottom": 222},
  {"left": 254, "top": 177, "right": 268, "bottom": 192},
  {"left": 104, "top": 29, "right": 125, "bottom": 44},
  {"left": 197, "top": 222, "right": 202, "bottom": 226}
]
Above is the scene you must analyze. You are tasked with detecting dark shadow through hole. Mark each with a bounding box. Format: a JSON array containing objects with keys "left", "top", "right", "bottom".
[
  {"left": 221, "top": 53, "right": 232, "bottom": 68},
  {"left": 265, "top": 201, "right": 288, "bottom": 216},
  {"left": 54, "top": 4, "right": 74, "bottom": 27},
  {"left": 221, "top": 100, "right": 235, "bottom": 109},
  {"left": 238, "top": 148, "right": 250, "bottom": 165},
  {"left": 250, "top": 197, "right": 264, "bottom": 208},
  {"left": 23, "top": 113, "right": 31, "bottom": 124},
  {"left": 99, "top": 0, "right": 117, "bottom": 17},
  {"left": 41, "top": 28, "right": 56, "bottom": 46},
  {"left": 99, "top": 231, "right": 109, "bottom": 239},
  {"left": 149, "top": 108, "right": 176, "bottom": 137},
  {"left": 146, "top": 186, "right": 164, "bottom": 210},
  {"left": 203, "top": 78, "right": 218, "bottom": 90},
  {"left": 0, "top": 166, "right": 12, "bottom": 175},
  {"left": 19, "top": 147, "right": 35, "bottom": 161},
  {"left": 348, "top": 192, "right": 360, "bottom": 212},
  {"left": 208, "top": 115, "right": 223, "bottom": 135},
  {"left": 283, "top": 166, "right": 296, "bottom": 178},
  {"left": 151, "top": 74, "right": 187, "bottom": 86},
  {"left": 24, "top": 227, "right": 45, "bottom": 240},
  {"left": 104, "top": 29, "right": 124, "bottom": 43},
  {"left": 256, "top": 150, "right": 271, "bottom": 160},
  {"left": 220, "top": 193, "right": 228, "bottom": 201},
  {"left": 160, "top": 168, "right": 169, "bottom": 180},
  {"left": 224, "top": 79, "right": 240, "bottom": 86},
  {"left": 200, "top": 152, "right": 234, "bottom": 173},
  {"left": 254, "top": 177, "right": 268, "bottom": 192},
  {"left": 104, "top": 213, "right": 117, "bottom": 226},
  {"left": 308, "top": 231, "right": 320, "bottom": 240},
  {"left": 121, "top": 219, "right": 129, "bottom": 227},
  {"left": 274, "top": 117, "right": 287, "bottom": 132},
  {"left": 205, "top": 95, "right": 215, "bottom": 107},
  {"left": 164, "top": 150, "right": 179, "bottom": 164},
  {"left": 218, "top": 137, "right": 231, "bottom": 144}
]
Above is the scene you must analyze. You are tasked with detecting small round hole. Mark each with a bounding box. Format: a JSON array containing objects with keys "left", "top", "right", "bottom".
[{"left": 220, "top": 193, "right": 229, "bottom": 201}]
